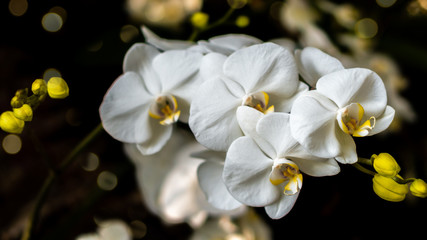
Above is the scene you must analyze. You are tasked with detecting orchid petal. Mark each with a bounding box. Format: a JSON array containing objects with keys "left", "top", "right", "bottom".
[
  {"left": 223, "top": 43, "right": 298, "bottom": 96},
  {"left": 264, "top": 193, "right": 299, "bottom": 219},
  {"left": 317, "top": 68, "right": 387, "bottom": 116},
  {"left": 141, "top": 26, "right": 195, "bottom": 50},
  {"left": 136, "top": 122, "right": 173, "bottom": 155},
  {"left": 368, "top": 106, "right": 395, "bottom": 136},
  {"left": 295, "top": 47, "right": 344, "bottom": 87},
  {"left": 189, "top": 79, "right": 243, "bottom": 151},
  {"left": 123, "top": 43, "right": 161, "bottom": 94},
  {"left": 197, "top": 160, "right": 243, "bottom": 211},
  {"left": 290, "top": 91, "right": 341, "bottom": 158},
  {"left": 198, "top": 34, "right": 262, "bottom": 55},
  {"left": 99, "top": 72, "right": 154, "bottom": 143},
  {"left": 223, "top": 136, "right": 279, "bottom": 206},
  {"left": 200, "top": 53, "right": 227, "bottom": 81}
]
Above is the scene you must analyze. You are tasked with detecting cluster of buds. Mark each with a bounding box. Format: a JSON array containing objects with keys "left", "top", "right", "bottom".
[
  {"left": 370, "top": 153, "right": 427, "bottom": 202},
  {"left": 0, "top": 77, "right": 69, "bottom": 134}
]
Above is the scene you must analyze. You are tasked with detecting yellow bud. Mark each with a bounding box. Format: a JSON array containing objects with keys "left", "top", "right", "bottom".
[
  {"left": 191, "top": 12, "right": 209, "bottom": 29},
  {"left": 13, "top": 104, "right": 33, "bottom": 121},
  {"left": 47, "top": 77, "right": 69, "bottom": 99},
  {"left": 372, "top": 153, "right": 400, "bottom": 177},
  {"left": 410, "top": 179, "right": 427, "bottom": 198},
  {"left": 235, "top": 15, "right": 250, "bottom": 28},
  {"left": 10, "top": 96, "right": 25, "bottom": 108},
  {"left": 15, "top": 88, "right": 28, "bottom": 98},
  {"left": 0, "top": 111, "right": 25, "bottom": 134},
  {"left": 372, "top": 174, "right": 408, "bottom": 202},
  {"left": 32, "top": 79, "right": 47, "bottom": 96}
]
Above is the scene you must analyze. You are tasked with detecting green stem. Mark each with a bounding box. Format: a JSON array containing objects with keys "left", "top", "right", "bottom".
[
  {"left": 357, "top": 157, "right": 373, "bottom": 166},
  {"left": 21, "top": 123, "right": 104, "bottom": 240},
  {"left": 188, "top": 7, "right": 235, "bottom": 41},
  {"left": 352, "top": 163, "right": 376, "bottom": 177},
  {"left": 392, "top": 176, "right": 416, "bottom": 184}
]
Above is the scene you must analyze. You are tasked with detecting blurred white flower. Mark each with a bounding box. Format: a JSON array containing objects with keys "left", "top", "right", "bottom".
[
  {"left": 189, "top": 210, "right": 272, "bottom": 240},
  {"left": 99, "top": 43, "right": 203, "bottom": 155},
  {"left": 189, "top": 43, "right": 307, "bottom": 151},
  {"left": 127, "top": 0, "right": 202, "bottom": 27},
  {"left": 290, "top": 68, "right": 395, "bottom": 163},
  {"left": 76, "top": 219, "right": 132, "bottom": 240},
  {"left": 223, "top": 109, "right": 339, "bottom": 219},
  {"left": 124, "top": 129, "right": 242, "bottom": 228}
]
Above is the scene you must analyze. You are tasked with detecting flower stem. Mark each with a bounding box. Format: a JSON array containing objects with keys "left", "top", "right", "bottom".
[
  {"left": 188, "top": 7, "right": 235, "bottom": 41},
  {"left": 352, "top": 163, "right": 376, "bottom": 177},
  {"left": 21, "top": 123, "right": 104, "bottom": 240}
]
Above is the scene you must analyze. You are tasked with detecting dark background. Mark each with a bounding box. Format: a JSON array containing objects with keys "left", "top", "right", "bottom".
[{"left": 0, "top": 0, "right": 426, "bottom": 239}]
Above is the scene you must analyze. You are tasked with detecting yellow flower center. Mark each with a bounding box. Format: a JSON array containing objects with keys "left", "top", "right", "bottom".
[
  {"left": 148, "top": 94, "right": 181, "bottom": 125},
  {"left": 269, "top": 159, "right": 303, "bottom": 195},
  {"left": 242, "top": 91, "right": 274, "bottom": 114},
  {"left": 337, "top": 103, "right": 376, "bottom": 137}
]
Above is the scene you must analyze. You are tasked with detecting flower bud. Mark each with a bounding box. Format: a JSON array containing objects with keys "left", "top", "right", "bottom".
[
  {"left": 32, "top": 79, "right": 47, "bottom": 96},
  {"left": 409, "top": 179, "right": 427, "bottom": 198},
  {"left": 372, "top": 153, "right": 400, "bottom": 177},
  {"left": 372, "top": 174, "right": 408, "bottom": 202},
  {"left": 47, "top": 77, "right": 69, "bottom": 99},
  {"left": 10, "top": 96, "right": 25, "bottom": 108},
  {"left": 0, "top": 111, "right": 25, "bottom": 134},
  {"left": 15, "top": 88, "right": 28, "bottom": 98},
  {"left": 191, "top": 12, "right": 209, "bottom": 29},
  {"left": 13, "top": 104, "right": 33, "bottom": 121}
]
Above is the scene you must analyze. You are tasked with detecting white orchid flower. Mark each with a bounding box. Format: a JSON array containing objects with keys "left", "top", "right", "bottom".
[
  {"left": 223, "top": 108, "right": 340, "bottom": 219},
  {"left": 189, "top": 42, "right": 308, "bottom": 151},
  {"left": 295, "top": 47, "right": 344, "bottom": 87},
  {"left": 99, "top": 43, "right": 203, "bottom": 155},
  {"left": 124, "top": 129, "right": 241, "bottom": 228},
  {"left": 76, "top": 219, "right": 132, "bottom": 240},
  {"left": 290, "top": 68, "right": 395, "bottom": 164}
]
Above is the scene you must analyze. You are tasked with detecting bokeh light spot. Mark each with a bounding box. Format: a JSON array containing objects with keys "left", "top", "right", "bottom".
[
  {"left": 376, "top": 0, "right": 397, "bottom": 8},
  {"left": 82, "top": 152, "right": 99, "bottom": 171},
  {"left": 9, "top": 0, "right": 28, "bottom": 17},
  {"left": 97, "top": 171, "right": 118, "bottom": 191},
  {"left": 131, "top": 220, "right": 147, "bottom": 239},
  {"left": 2, "top": 134, "right": 22, "bottom": 154},
  {"left": 42, "top": 12, "right": 63, "bottom": 32},
  {"left": 120, "top": 25, "right": 139, "bottom": 43},
  {"left": 43, "top": 68, "right": 62, "bottom": 81},
  {"left": 355, "top": 18, "right": 378, "bottom": 39}
]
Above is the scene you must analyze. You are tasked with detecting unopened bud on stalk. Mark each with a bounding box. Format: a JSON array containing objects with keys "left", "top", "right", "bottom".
[
  {"left": 0, "top": 111, "right": 25, "bottom": 134},
  {"left": 47, "top": 77, "right": 69, "bottom": 99}
]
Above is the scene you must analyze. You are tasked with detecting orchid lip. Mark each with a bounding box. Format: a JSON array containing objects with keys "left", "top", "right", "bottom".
[
  {"left": 269, "top": 159, "right": 303, "bottom": 195},
  {"left": 241, "top": 91, "right": 274, "bottom": 114},
  {"left": 148, "top": 94, "right": 181, "bottom": 125},
  {"left": 337, "top": 103, "right": 376, "bottom": 137}
]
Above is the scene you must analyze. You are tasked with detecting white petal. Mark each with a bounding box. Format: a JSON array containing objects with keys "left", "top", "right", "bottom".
[
  {"left": 368, "top": 105, "right": 395, "bottom": 136},
  {"left": 141, "top": 26, "right": 195, "bottom": 50},
  {"left": 286, "top": 145, "right": 341, "bottom": 176},
  {"left": 256, "top": 112, "right": 298, "bottom": 157},
  {"left": 197, "top": 160, "right": 243, "bottom": 211},
  {"left": 223, "top": 137, "right": 279, "bottom": 206},
  {"left": 295, "top": 47, "right": 344, "bottom": 87},
  {"left": 317, "top": 68, "right": 387, "bottom": 116},
  {"left": 136, "top": 122, "right": 173, "bottom": 155},
  {"left": 200, "top": 53, "right": 227, "bottom": 81},
  {"left": 223, "top": 43, "right": 298, "bottom": 96},
  {"left": 334, "top": 128, "right": 357, "bottom": 164},
  {"left": 189, "top": 79, "right": 243, "bottom": 151},
  {"left": 290, "top": 91, "right": 341, "bottom": 158},
  {"left": 99, "top": 72, "right": 154, "bottom": 143},
  {"left": 153, "top": 49, "right": 203, "bottom": 95},
  {"left": 264, "top": 193, "right": 299, "bottom": 219},
  {"left": 198, "top": 34, "right": 262, "bottom": 55},
  {"left": 272, "top": 81, "right": 309, "bottom": 113},
  {"left": 123, "top": 43, "right": 162, "bottom": 94}
]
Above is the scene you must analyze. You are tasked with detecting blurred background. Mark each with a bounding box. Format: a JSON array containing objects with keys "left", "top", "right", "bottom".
[{"left": 1, "top": 0, "right": 426, "bottom": 239}]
